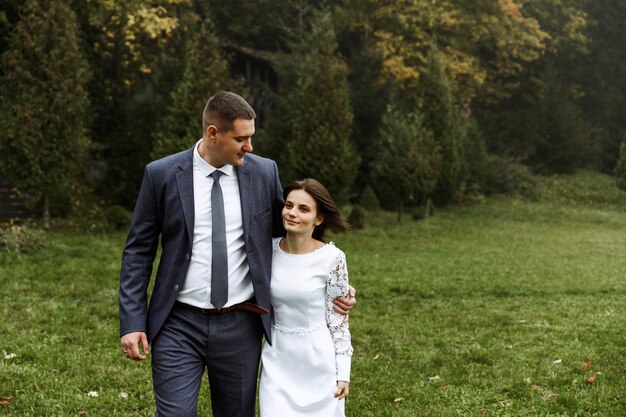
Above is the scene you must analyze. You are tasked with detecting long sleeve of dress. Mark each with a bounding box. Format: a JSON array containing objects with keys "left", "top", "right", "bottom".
[{"left": 325, "top": 251, "right": 354, "bottom": 382}]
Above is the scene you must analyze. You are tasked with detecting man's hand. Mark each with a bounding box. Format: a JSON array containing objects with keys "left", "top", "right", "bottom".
[
  {"left": 333, "top": 285, "right": 356, "bottom": 315},
  {"left": 120, "top": 332, "right": 150, "bottom": 361}
]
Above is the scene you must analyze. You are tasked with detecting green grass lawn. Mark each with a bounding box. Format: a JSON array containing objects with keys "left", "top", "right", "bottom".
[{"left": 1, "top": 171, "right": 625, "bottom": 416}]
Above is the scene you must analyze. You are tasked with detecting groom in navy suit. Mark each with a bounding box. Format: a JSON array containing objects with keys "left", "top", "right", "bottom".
[{"left": 119, "top": 91, "right": 354, "bottom": 417}]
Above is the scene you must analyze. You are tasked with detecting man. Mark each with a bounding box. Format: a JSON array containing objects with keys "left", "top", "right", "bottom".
[{"left": 119, "top": 91, "right": 355, "bottom": 417}]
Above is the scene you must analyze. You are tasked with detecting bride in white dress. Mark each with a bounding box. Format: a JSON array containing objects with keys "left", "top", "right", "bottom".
[{"left": 259, "top": 178, "right": 353, "bottom": 417}]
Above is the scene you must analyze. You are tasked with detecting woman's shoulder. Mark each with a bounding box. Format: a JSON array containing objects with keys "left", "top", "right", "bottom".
[{"left": 321, "top": 241, "right": 345, "bottom": 261}]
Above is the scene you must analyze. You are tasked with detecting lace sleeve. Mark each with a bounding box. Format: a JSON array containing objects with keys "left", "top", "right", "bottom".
[{"left": 325, "top": 251, "right": 353, "bottom": 382}]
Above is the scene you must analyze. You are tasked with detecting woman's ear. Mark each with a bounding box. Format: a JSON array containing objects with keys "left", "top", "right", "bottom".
[{"left": 315, "top": 215, "right": 324, "bottom": 226}]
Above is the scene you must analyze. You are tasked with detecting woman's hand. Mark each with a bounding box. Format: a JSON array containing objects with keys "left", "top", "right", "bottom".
[{"left": 335, "top": 381, "right": 349, "bottom": 399}]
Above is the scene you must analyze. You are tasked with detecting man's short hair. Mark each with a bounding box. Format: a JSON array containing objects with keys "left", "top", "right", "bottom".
[{"left": 202, "top": 91, "right": 256, "bottom": 133}]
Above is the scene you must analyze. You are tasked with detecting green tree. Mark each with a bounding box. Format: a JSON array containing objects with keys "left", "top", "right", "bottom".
[
  {"left": 458, "top": 117, "right": 489, "bottom": 195},
  {"left": 263, "top": 6, "right": 358, "bottom": 202},
  {"left": 419, "top": 44, "right": 463, "bottom": 202},
  {"left": 369, "top": 0, "right": 547, "bottom": 106},
  {"left": 0, "top": 0, "right": 90, "bottom": 229},
  {"left": 79, "top": 0, "right": 192, "bottom": 206},
  {"left": 580, "top": 0, "right": 626, "bottom": 170},
  {"left": 152, "top": 16, "right": 241, "bottom": 158},
  {"left": 333, "top": 0, "right": 393, "bottom": 190},
  {"left": 370, "top": 103, "right": 441, "bottom": 224},
  {"left": 475, "top": 0, "right": 603, "bottom": 174}
]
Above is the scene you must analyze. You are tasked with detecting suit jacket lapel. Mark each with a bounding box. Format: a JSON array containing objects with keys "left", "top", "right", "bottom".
[
  {"left": 176, "top": 148, "right": 195, "bottom": 247},
  {"left": 236, "top": 159, "right": 251, "bottom": 242}
]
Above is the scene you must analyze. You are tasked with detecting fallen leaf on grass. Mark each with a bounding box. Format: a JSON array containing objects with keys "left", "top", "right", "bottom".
[
  {"left": 437, "top": 384, "right": 450, "bottom": 390},
  {"left": 119, "top": 392, "right": 128, "bottom": 399},
  {"left": 0, "top": 396, "right": 13, "bottom": 406},
  {"left": 3, "top": 352, "right": 16, "bottom": 360},
  {"left": 553, "top": 359, "right": 562, "bottom": 365},
  {"left": 428, "top": 375, "right": 441, "bottom": 382},
  {"left": 581, "top": 361, "right": 592, "bottom": 371},
  {"left": 543, "top": 392, "right": 558, "bottom": 401},
  {"left": 499, "top": 400, "right": 512, "bottom": 409},
  {"left": 373, "top": 354, "right": 380, "bottom": 360},
  {"left": 393, "top": 397, "right": 403, "bottom": 403},
  {"left": 530, "top": 383, "right": 557, "bottom": 401},
  {"left": 87, "top": 391, "right": 99, "bottom": 397},
  {"left": 78, "top": 411, "right": 87, "bottom": 416},
  {"left": 586, "top": 372, "right": 601, "bottom": 384}
]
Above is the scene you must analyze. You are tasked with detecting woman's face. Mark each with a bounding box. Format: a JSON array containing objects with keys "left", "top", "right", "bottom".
[{"left": 282, "top": 189, "right": 323, "bottom": 237}]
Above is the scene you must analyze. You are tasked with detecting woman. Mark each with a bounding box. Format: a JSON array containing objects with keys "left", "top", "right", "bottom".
[{"left": 259, "top": 179, "right": 354, "bottom": 417}]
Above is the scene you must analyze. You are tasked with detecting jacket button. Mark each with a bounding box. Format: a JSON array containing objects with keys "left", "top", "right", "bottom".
[
  {"left": 185, "top": 253, "right": 190, "bottom": 261},
  {"left": 174, "top": 285, "right": 179, "bottom": 291}
]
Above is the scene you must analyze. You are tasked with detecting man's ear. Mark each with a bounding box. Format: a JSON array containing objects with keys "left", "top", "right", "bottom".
[{"left": 206, "top": 124, "right": 218, "bottom": 141}]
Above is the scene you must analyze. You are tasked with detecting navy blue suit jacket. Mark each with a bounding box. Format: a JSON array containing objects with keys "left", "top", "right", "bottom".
[{"left": 119, "top": 147, "right": 284, "bottom": 344}]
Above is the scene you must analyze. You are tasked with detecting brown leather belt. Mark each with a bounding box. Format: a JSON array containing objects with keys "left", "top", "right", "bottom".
[{"left": 175, "top": 300, "right": 269, "bottom": 315}]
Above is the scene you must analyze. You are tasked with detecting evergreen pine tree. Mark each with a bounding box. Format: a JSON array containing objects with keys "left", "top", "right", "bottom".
[
  {"left": 419, "top": 44, "right": 463, "bottom": 203},
  {"left": 264, "top": 7, "right": 357, "bottom": 202},
  {"left": 152, "top": 16, "right": 241, "bottom": 159},
  {"left": 459, "top": 117, "right": 489, "bottom": 195},
  {"left": 0, "top": 0, "right": 90, "bottom": 228},
  {"left": 370, "top": 103, "right": 441, "bottom": 223}
]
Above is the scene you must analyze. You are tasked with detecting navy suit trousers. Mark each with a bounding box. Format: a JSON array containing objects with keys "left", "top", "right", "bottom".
[{"left": 151, "top": 303, "right": 264, "bottom": 417}]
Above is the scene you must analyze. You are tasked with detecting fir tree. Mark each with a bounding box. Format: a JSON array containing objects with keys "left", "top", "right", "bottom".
[
  {"left": 264, "top": 7, "right": 357, "bottom": 202},
  {"left": 0, "top": 0, "right": 90, "bottom": 228},
  {"left": 370, "top": 103, "right": 441, "bottom": 224},
  {"left": 419, "top": 44, "right": 463, "bottom": 203},
  {"left": 152, "top": 16, "right": 241, "bottom": 159}
]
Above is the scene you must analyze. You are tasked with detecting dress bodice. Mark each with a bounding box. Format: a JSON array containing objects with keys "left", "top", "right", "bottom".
[{"left": 270, "top": 239, "right": 339, "bottom": 330}]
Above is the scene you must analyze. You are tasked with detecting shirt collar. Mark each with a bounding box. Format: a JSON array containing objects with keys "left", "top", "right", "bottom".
[{"left": 193, "top": 139, "right": 235, "bottom": 178}]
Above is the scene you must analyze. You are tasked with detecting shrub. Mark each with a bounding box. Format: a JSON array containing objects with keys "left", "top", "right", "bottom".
[
  {"left": 359, "top": 185, "right": 380, "bottom": 212},
  {"left": 412, "top": 198, "right": 435, "bottom": 221},
  {"left": 105, "top": 205, "right": 132, "bottom": 231},
  {"left": 484, "top": 155, "right": 539, "bottom": 200},
  {"left": 347, "top": 205, "right": 366, "bottom": 230},
  {"left": 0, "top": 225, "right": 47, "bottom": 254}
]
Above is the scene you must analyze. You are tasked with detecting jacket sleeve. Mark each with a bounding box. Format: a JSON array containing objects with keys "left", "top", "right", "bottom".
[
  {"left": 271, "top": 160, "right": 285, "bottom": 238},
  {"left": 118, "top": 165, "right": 161, "bottom": 336}
]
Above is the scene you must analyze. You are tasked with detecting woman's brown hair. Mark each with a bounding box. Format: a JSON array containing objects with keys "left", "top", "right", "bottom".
[{"left": 283, "top": 178, "right": 348, "bottom": 242}]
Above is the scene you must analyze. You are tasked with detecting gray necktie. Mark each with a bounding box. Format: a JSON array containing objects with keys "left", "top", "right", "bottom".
[{"left": 210, "top": 170, "right": 228, "bottom": 309}]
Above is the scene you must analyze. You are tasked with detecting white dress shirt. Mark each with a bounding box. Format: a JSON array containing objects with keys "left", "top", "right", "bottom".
[{"left": 177, "top": 140, "right": 254, "bottom": 308}]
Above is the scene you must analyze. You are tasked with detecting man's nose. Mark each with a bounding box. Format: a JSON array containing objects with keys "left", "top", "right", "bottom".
[{"left": 243, "top": 139, "right": 253, "bottom": 152}]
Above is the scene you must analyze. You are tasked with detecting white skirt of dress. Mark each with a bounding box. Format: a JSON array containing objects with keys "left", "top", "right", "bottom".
[{"left": 259, "top": 324, "right": 345, "bottom": 417}]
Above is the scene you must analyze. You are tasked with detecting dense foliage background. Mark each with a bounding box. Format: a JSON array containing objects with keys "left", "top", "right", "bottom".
[{"left": 1, "top": 0, "right": 625, "bottom": 221}]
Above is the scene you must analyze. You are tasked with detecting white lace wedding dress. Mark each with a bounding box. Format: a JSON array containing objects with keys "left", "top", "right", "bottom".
[{"left": 259, "top": 238, "right": 353, "bottom": 417}]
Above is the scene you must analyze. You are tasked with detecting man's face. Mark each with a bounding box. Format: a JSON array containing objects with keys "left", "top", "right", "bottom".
[{"left": 203, "top": 118, "right": 255, "bottom": 167}]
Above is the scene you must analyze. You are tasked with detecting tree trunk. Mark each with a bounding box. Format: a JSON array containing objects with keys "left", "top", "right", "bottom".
[
  {"left": 423, "top": 197, "right": 433, "bottom": 219},
  {"left": 42, "top": 192, "right": 50, "bottom": 230},
  {"left": 396, "top": 198, "right": 403, "bottom": 224}
]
